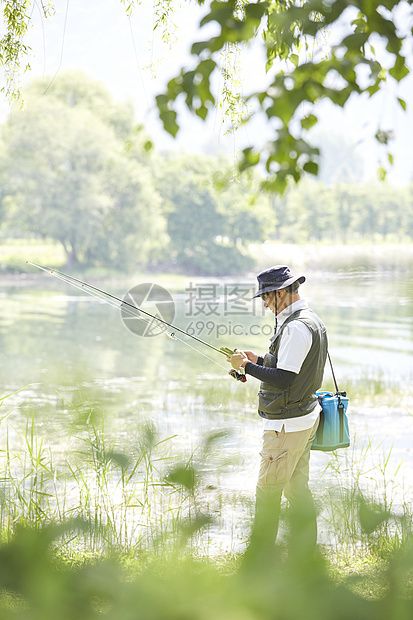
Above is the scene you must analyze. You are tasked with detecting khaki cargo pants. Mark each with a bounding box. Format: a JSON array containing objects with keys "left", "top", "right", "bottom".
[{"left": 250, "top": 418, "right": 319, "bottom": 550}]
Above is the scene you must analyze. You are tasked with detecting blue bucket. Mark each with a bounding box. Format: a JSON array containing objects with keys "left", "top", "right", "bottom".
[{"left": 311, "top": 391, "right": 350, "bottom": 451}]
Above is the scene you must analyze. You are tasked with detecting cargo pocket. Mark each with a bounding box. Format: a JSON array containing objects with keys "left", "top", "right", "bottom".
[{"left": 258, "top": 450, "right": 289, "bottom": 487}]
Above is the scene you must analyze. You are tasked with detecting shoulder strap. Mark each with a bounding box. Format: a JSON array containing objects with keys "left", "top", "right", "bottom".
[{"left": 327, "top": 351, "right": 340, "bottom": 393}]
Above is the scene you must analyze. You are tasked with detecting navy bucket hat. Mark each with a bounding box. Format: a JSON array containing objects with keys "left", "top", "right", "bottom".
[{"left": 252, "top": 265, "right": 306, "bottom": 298}]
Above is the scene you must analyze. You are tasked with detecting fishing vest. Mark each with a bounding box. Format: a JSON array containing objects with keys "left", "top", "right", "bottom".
[{"left": 258, "top": 308, "right": 328, "bottom": 420}]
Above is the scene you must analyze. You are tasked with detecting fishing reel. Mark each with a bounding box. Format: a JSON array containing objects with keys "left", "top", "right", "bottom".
[
  {"left": 228, "top": 369, "right": 247, "bottom": 382},
  {"left": 220, "top": 347, "right": 247, "bottom": 383}
]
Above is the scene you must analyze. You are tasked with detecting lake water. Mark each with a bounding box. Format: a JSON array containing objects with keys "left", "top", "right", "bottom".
[{"left": 1, "top": 268, "right": 413, "bottom": 552}]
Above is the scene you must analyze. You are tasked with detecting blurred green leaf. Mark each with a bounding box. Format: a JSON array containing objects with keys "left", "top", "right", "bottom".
[
  {"left": 375, "top": 129, "right": 394, "bottom": 145},
  {"left": 303, "top": 161, "right": 318, "bottom": 175},
  {"left": 397, "top": 97, "right": 406, "bottom": 111},
  {"left": 179, "top": 513, "right": 214, "bottom": 538},
  {"left": 301, "top": 114, "right": 318, "bottom": 130},
  {"left": 377, "top": 166, "right": 387, "bottom": 181},
  {"left": 165, "top": 464, "right": 197, "bottom": 492},
  {"left": 106, "top": 450, "right": 130, "bottom": 470},
  {"left": 153, "top": 0, "right": 411, "bottom": 192},
  {"left": 389, "top": 55, "right": 409, "bottom": 81},
  {"left": 358, "top": 496, "right": 391, "bottom": 535}
]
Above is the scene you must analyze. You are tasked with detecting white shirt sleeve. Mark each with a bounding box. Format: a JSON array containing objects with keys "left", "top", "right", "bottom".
[{"left": 277, "top": 321, "right": 312, "bottom": 373}]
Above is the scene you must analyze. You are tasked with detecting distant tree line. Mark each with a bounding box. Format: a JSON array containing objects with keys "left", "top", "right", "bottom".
[
  {"left": 0, "top": 72, "right": 275, "bottom": 275},
  {"left": 0, "top": 72, "right": 411, "bottom": 275},
  {"left": 273, "top": 180, "right": 413, "bottom": 245}
]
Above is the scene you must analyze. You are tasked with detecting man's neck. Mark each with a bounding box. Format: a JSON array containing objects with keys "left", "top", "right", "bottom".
[{"left": 277, "top": 293, "right": 301, "bottom": 315}]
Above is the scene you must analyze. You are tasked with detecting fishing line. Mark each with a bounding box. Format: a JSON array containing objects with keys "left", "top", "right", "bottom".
[
  {"left": 43, "top": 0, "right": 70, "bottom": 94},
  {"left": 26, "top": 261, "right": 245, "bottom": 380},
  {"left": 93, "top": 279, "right": 228, "bottom": 370},
  {"left": 167, "top": 331, "right": 230, "bottom": 373},
  {"left": 31, "top": 262, "right": 169, "bottom": 337},
  {"left": 27, "top": 262, "right": 230, "bottom": 356},
  {"left": 121, "top": 296, "right": 230, "bottom": 372},
  {"left": 126, "top": 13, "right": 152, "bottom": 113},
  {"left": 33, "top": 0, "right": 47, "bottom": 77}
]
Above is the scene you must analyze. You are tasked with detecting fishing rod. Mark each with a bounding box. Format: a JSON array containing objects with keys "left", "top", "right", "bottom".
[{"left": 26, "top": 262, "right": 247, "bottom": 382}]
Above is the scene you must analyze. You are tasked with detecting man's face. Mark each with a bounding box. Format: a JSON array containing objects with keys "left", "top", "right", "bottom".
[
  {"left": 262, "top": 291, "right": 276, "bottom": 314},
  {"left": 262, "top": 289, "right": 288, "bottom": 315}
]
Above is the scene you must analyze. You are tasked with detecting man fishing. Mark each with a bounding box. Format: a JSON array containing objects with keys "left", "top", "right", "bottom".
[{"left": 227, "top": 265, "right": 327, "bottom": 552}]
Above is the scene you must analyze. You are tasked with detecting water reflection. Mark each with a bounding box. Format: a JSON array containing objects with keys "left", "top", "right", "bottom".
[{"left": 2, "top": 271, "right": 413, "bottom": 422}]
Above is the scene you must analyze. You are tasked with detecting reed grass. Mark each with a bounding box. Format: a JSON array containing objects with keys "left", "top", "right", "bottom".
[
  {"left": 319, "top": 432, "right": 411, "bottom": 561},
  {"left": 320, "top": 372, "right": 412, "bottom": 406},
  {"left": 0, "top": 391, "right": 240, "bottom": 557},
  {"left": 1, "top": 384, "right": 411, "bottom": 559}
]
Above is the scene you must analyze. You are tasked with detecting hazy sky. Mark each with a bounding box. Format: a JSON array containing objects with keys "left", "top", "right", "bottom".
[{"left": 2, "top": 0, "right": 412, "bottom": 184}]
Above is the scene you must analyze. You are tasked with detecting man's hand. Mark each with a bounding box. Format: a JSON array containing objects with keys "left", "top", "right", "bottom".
[
  {"left": 227, "top": 350, "right": 249, "bottom": 370},
  {"left": 243, "top": 350, "right": 259, "bottom": 364}
]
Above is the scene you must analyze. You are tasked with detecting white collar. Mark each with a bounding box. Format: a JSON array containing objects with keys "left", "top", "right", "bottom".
[{"left": 277, "top": 299, "right": 308, "bottom": 328}]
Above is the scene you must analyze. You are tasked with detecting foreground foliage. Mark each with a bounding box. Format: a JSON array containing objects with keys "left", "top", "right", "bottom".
[
  {"left": 1, "top": 388, "right": 413, "bottom": 618},
  {"left": 0, "top": 374, "right": 412, "bottom": 619},
  {"left": 1, "top": 517, "right": 413, "bottom": 619}
]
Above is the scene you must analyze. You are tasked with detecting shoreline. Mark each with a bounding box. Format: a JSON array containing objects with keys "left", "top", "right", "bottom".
[{"left": 2, "top": 241, "right": 413, "bottom": 285}]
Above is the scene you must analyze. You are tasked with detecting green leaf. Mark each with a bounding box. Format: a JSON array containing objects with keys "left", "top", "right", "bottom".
[
  {"left": 303, "top": 161, "right": 318, "bottom": 175},
  {"left": 191, "top": 40, "right": 211, "bottom": 55},
  {"left": 389, "top": 55, "right": 409, "bottom": 82},
  {"left": 159, "top": 108, "right": 179, "bottom": 137},
  {"left": 239, "top": 147, "right": 260, "bottom": 171},
  {"left": 106, "top": 451, "right": 130, "bottom": 470},
  {"left": 359, "top": 496, "right": 390, "bottom": 535},
  {"left": 196, "top": 58, "right": 216, "bottom": 78},
  {"left": 342, "top": 32, "right": 369, "bottom": 52},
  {"left": 196, "top": 104, "right": 208, "bottom": 120},
  {"left": 398, "top": 97, "right": 407, "bottom": 111},
  {"left": 301, "top": 114, "right": 318, "bottom": 130},
  {"left": 262, "top": 173, "right": 290, "bottom": 195},
  {"left": 388, "top": 153, "right": 394, "bottom": 166},
  {"left": 377, "top": 166, "right": 386, "bottom": 181},
  {"left": 375, "top": 129, "right": 394, "bottom": 145},
  {"left": 165, "top": 464, "right": 196, "bottom": 492},
  {"left": 290, "top": 53, "right": 299, "bottom": 67},
  {"left": 200, "top": 3, "right": 234, "bottom": 28},
  {"left": 245, "top": 1, "right": 269, "bottom": 21}
]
